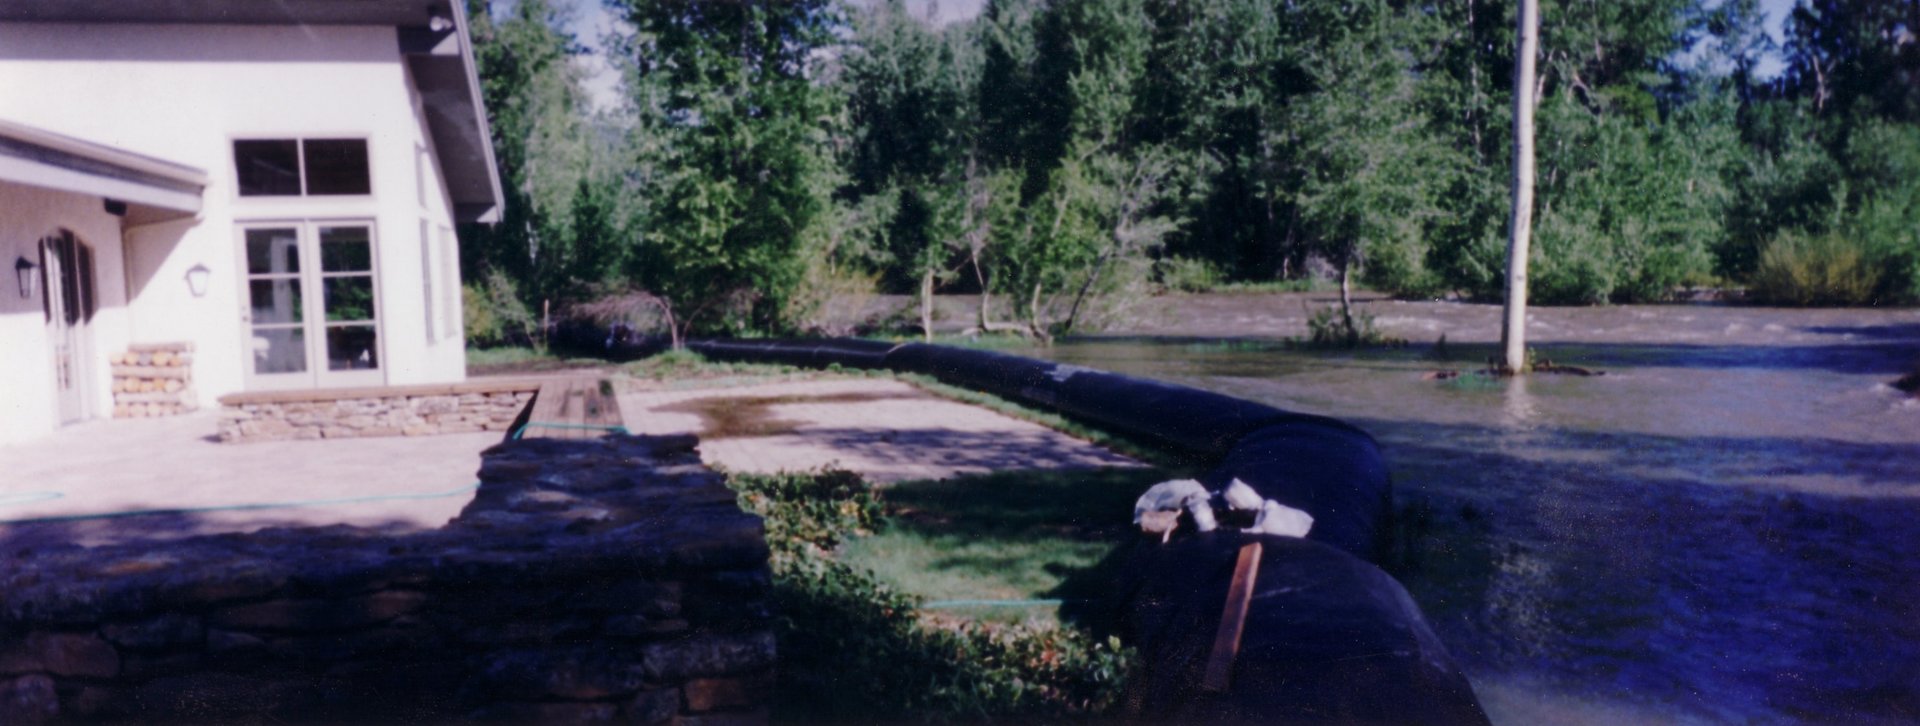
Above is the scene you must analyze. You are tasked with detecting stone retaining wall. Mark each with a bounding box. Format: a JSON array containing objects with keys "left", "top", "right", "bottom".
[
  {"left": 0, "top": 435, "right": 773, "bottom": 723},
  {"left": 217, "top": 381, "right": 537, "bottom": 443}
]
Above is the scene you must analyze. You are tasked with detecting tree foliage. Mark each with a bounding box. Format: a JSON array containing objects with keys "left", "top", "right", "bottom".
[
  {"left": 462, "top": 0, "right": 626, "bottom": 322},
  {"left": 455, "top": 0, "right": 1920, "bottom": 347}
]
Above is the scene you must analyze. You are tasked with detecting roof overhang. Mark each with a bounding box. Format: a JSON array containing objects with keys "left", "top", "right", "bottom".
[
  {"left": 0, "top": 0, "right": 504, "bottom": 225},
  {"left": 0, "top": 118, "right": 207, "bottom": 223},
  {"left": 0, "top": 1, "right": 448, "bottom": 27}
]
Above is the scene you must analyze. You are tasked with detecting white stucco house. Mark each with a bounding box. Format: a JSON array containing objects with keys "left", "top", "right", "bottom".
[{"left": 0, "top": 0, "right": 503, "bottom": 445}]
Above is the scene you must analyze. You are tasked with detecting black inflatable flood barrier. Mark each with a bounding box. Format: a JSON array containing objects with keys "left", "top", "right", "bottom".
[
  {"left": 1100, "top": 531, "right": 1490, "bottom": 724},
  {"left": 600, "top": 335, "right": 1484, "bottom": 720},
  {"left": 658, "top": 337, "right": 1391, "bottom": 563}
]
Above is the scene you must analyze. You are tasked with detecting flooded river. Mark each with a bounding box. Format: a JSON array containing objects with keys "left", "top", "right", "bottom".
[{"left": 1018, "top": 293, "right": 1920, "bottom": 725}]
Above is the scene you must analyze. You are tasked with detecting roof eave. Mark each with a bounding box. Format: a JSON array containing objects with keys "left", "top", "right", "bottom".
[{"left": 450, "top": 0, "right": 502, "bottom": 225}]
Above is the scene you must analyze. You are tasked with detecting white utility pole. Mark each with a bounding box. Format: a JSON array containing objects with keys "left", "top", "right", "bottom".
[{"left": 1501, "top": 0, "right": 1539, "bottom": 373}]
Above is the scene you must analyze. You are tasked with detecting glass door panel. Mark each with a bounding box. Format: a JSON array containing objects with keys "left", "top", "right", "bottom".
[
  {"left": 240, "top": 222, "right": 383, "bottom": 389},
  {"left": 317, "top": 225, "right": 379, "bottom": 373},
  {"left": 242, "top": 227, "right": 309, "bottom": 381}
]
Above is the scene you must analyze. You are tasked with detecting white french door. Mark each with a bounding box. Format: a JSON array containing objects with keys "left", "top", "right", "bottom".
[
  {"left": 41, "top": 230, "right": 94, "bottom": 423},
  {"left": 239, "top": 221, "right": 384, "bottom": 390}
]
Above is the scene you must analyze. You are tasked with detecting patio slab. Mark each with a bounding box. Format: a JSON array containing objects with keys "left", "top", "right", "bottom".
[
  {"left": 618, "top": 378, "right": 1138, "bottom": 484},
  {"left": 0, "top": 411, "right": 495, "bottom": 548}
]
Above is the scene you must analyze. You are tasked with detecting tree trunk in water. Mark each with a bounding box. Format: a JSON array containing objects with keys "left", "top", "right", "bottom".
[
  {"left": 919, "top": 267, "right": 935, "bottom": 343},
  {"left": 1028, "top": 281, "right": 1050, "bottom": 343},
  {"left": 1501, "top": 0, "right": 1539, "bottom": 373},
  {"left": 1339, "top": 253, "right": 1357, "bottom": 347},
  {"left": 1064, "top": 249, "right": 1115, "bottom": 336},
  {"left": 971, "top": 250, "right": 993, "bottom": 332}
]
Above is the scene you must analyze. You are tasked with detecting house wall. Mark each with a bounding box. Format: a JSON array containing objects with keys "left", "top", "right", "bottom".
[
  {"left": 0, "top": 22, "right": 468, "bottom": 422},
  {"left": 0, "top": 184, "right": 130, "bottom": 445}
]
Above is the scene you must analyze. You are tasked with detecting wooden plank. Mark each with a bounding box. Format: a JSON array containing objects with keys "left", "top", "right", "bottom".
[
  {"left": 582, "top": 378, "right": 623, "bottom": 429},
  {"left": 1202, "top": 541, "right": 1264, "bottom": 693},
  {"left": 562, "top": 379, "right": 590, "bottom": 439},
  {"left": 522, "top": 379, "right": 574, "bottom": 440},
  {"left": 518, "top": 377, "right": 626, "bottom": 440}
]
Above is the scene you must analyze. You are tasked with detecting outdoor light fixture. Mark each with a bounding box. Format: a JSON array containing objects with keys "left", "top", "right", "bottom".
[
  {"left": 14, "top": 256, "right": 36, "bottom": 299},
  {"left": 428, "top": 9, "right": 454, "bottom": 32},
  {"left": 185, "top": 263, "right": 211, "bottom": 298}
]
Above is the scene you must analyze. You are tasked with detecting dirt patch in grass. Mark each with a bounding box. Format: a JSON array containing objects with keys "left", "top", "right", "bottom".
[{"left": 656, "top": 390, "right": 927, "bottom": 439}]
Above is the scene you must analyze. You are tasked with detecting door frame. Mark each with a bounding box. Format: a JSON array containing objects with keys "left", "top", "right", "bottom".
[{"left": 235, "top": 219, "right": 387, "bottom": 391}]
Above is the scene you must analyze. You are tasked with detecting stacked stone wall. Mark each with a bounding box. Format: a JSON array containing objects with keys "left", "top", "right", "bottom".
[
  {"left": 218, "top": 384, "right": 535, "bottom": 443},
  {"left": 110, "top": 342, "right": 197, "bottom": 418},
  {"left": 0, "top": 435, "right": 772, "bottom": 723}
]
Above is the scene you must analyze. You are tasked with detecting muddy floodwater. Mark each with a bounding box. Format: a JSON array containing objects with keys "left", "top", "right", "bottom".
[{"left": 1014, "top": 293, "right": 1920, "bottom": 725}]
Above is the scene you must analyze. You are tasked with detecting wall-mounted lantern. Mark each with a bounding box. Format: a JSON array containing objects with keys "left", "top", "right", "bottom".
[
  {"left": 185, "top": 263, "right": 211, "bottom": 298},
  {"left": 14, "top": 256, "right": 36, "bottom": 299}
]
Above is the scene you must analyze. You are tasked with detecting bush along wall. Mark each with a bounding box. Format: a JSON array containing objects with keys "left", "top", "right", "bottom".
[{"left": 0, "top": 435, "right": 773, "bottom": 723}]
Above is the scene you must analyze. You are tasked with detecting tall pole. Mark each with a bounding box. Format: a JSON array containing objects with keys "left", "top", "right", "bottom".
[{"left": 1501, "top": 0, "right": 1538, "bottom": 373}]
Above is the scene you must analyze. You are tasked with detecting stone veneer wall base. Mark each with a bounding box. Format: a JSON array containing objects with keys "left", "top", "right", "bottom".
[
  {"left": 0, "top": 435, "right": 773, "bottom": 723},
  {"left": 217, "top": 381, "right": 542, "bottom": 443}
]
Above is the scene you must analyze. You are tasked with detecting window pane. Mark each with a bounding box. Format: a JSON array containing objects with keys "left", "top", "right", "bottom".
[
  {"left": 249, "top": 279, "right": 304, "bottom": 324},
  {"left": 323, "top": 276, "right": 375, "bottom": 322},
  {"left": 419, "top": 220, "right": 435, "bottom": 343},
  {"left": 234, "top": 140, "right": 301, "bottom": 196},
  {"left": 77, "top": 242, "right": 95, "bottom": 323},
  {"left": 326, "top": 325, "right": 379, "bottom": 370},
  {"left": 303, "top": 139, "right": 370, "bottom": 195},
  {"left": 56, "top": 233, "right": 80, "bottom": 326},
  {"left": 439, "top": 226, "right": 456, "bottom": 336},
  {"left": 319, "top": 226, "right": 372, "bottom": 272},
  {"left": 245, "top": 228, "right": 300, "bottom": 275},
  {"left": 251, "top": 327, "right": 307, "bottom": 374}
]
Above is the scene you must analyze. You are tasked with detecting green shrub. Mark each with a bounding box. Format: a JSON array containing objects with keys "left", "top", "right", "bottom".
[
  {"left": 1154, "top": 256, "right": 1225, "bottom": 293},
  {"left": 731, "top": 469, "right": 883, "bottom": 553},
  {"left": 1306, "top": 305, "right": 1387, "bottom": 347},
  {"left": 729, "top": 470, "right": 1134, "bottom": 721},
  {"left": 1748, "top": 232, "right": 1884, "bottom": 306},
  {"left": 463, "top": 269, "right": 539, "bottom": 348}
]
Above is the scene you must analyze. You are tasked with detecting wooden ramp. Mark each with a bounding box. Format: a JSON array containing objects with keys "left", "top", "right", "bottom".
[{"left": 517, "top": 378, "right": 627, "bottom": 440}]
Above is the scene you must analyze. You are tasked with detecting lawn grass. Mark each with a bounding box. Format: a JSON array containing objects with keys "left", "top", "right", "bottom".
[
  {"left": 837, "top": 467, "right": 1169, "bottom": 625},
  {"left": 465, "top": 345, "right": 616, "bottom": 375}
]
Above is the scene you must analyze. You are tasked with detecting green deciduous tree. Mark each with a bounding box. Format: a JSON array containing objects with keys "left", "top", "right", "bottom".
[
  {"left": 608, "top": 0, "right": 842, "bottom": 339},
  {"left": 463, "top": 0, "right": 629, "bottom": 334}
]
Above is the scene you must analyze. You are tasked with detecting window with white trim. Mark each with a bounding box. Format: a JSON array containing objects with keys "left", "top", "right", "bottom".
[
  {"left": 234, "top": 139, "right": 371, "bottom": 197},
  {"left": 420, "top": 219, "right": 436, "bottom": 344}
]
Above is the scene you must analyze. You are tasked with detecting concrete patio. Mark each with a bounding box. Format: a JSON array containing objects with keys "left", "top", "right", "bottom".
[
  {"left": 0, "top": 375, "right": 1137, "bottom": 550},
  {"left": 619, "top": 378, "right": 1138, "bottom": 484},
  {"left": 0, "top": 411, "right": 495, "bottom": 548}
]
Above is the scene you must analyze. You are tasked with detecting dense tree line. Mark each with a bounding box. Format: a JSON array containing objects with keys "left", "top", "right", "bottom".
[{"left": 459, "top": 0, "right": 1920, "bottom": 343}]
